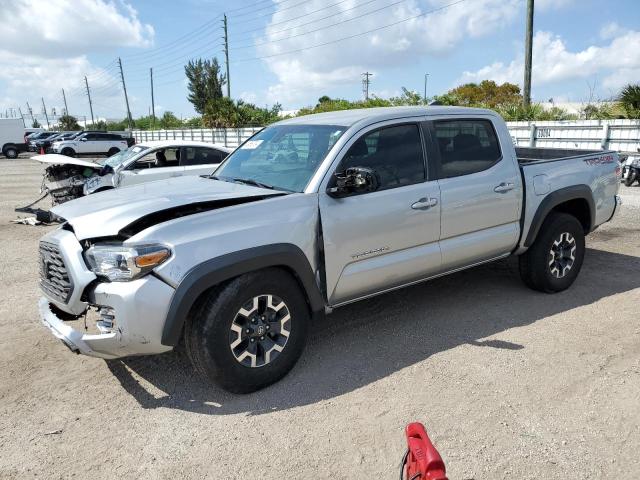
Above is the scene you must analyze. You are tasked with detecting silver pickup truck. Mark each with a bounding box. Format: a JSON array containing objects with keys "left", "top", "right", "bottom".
[{"left": 37, "top": 106, "right": 622, "bottom": 393}]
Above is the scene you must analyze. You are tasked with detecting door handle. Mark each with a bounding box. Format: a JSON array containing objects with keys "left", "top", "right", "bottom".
[
  {"left": 494, "top": 182, "right": 515, "bottom": 193},
  {"left": 411, "top": 197, "right": 438, "bottom": 210}
]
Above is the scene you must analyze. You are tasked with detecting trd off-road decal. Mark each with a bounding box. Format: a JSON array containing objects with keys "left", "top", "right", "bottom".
[{"left": 583, "top": 154, "right": 615, "bottom": 166}]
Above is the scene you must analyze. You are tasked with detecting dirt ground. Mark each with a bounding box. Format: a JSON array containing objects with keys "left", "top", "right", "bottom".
[{"left": 0, "top": 156, "right": 639, "bottom": 480}]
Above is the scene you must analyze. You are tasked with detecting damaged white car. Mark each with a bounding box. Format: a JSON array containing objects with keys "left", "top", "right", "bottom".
[{"left": 33, "top": 140, "right": 233, "bottom": 206}]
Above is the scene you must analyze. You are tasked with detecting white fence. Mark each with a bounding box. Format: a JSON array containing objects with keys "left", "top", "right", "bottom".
[
  {"left": 132, "top": 127, "right": 262, "bottom": 148},
  {"left": 133, "top": 119, "right": 640, "bottom": 153},
  {"left": 507, "top": 119, "right": 640, "bottom": 153}
]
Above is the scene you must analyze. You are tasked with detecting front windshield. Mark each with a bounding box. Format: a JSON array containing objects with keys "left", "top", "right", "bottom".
[
  {"left": 98, "top": 145, "right": 150, "bottom": 167},
  {"left": 214, "top": 124, "right": 347, "bottom": 192}
]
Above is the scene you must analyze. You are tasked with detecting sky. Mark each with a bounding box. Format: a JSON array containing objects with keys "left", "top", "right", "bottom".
[{"left": 0, "top": 0, "right": 639, "bottom": 123}]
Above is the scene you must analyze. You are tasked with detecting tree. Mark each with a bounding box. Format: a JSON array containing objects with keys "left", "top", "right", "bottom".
[
  {"left": 158, "top": 111, "right": 183, "bottom": 129},
  {"left": 185, "top": 58, "right": 226, "bottom": 114},
  {"left": 619, "top": 84, "right": 640, "bottom": 118},
  {"left": 32, "top": 118, "right": 41, "bottom": 128},
  {"left": 447, "top": 80, "right": 522, "bottom": 109},
  {"left": 58, "top": 114, "right": 81, "bottom": 130}
]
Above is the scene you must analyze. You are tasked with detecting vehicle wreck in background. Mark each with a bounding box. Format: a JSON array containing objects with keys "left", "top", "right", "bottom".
[{"left": 15, "top": 140, "right": 231, "bottom": 222}]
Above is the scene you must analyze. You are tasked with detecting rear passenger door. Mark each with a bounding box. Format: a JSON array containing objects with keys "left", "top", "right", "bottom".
[
  {"left": 180, "top": 146, "right": 228, "bottom": 176},
  {"left": 427, "top": 117, "right": 521, "bottom": 270},
  {"left": 320, "top": 121, "right": 442, "bottom": 305},
  {"left": 119, "top": 147, "right": 183, "bottom": 187}
]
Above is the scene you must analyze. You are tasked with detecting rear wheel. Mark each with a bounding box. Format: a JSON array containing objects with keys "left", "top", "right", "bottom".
[
  {"left": 185, "top": 268, "right": 310, "bottom": 393},
  {"left": 519, "top": 212, "right": 585, "bottom": 293},
  {"left": 624, "top": 172, "right": 636, "bottom": 187},
  {"left": 107, "top": 147, "right": 120, "bottom": 156},
  {"left": 61, "top": 147, "right": 75, "bottom": 157},
  {"left": 3, "top": 146, "right": 18, "bottom": 159}
]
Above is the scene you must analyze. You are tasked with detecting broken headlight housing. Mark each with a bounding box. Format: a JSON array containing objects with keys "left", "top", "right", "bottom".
[{"left": 84, "top": 243, "right": 171, "bottom": 282}]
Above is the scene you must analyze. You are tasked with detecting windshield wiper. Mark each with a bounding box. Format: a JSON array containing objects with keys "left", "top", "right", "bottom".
[{"left": 230, "top": 177, "right": 277, "bottom": 190}]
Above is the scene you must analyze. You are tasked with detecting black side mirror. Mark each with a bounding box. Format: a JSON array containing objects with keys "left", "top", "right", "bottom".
[{"left": 327, "top": 166, "right": 379, "bottom": 198}]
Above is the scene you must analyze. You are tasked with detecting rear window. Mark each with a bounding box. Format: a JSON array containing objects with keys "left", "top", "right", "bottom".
[{"left": 433, "top": 119, "right": 501, "bottom": 178}]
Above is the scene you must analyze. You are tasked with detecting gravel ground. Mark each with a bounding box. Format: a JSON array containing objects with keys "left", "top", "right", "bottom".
[{"left": 0, "top": 157, "right": 639, "bottom": 479}]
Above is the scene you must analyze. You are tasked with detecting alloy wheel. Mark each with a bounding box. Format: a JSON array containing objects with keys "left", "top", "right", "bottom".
[
  {"left": 548, "top": 232, "right": 577, "bottom": 278},
  {"left": 229, "top": 294, "right": 291, "bottom": 368}
]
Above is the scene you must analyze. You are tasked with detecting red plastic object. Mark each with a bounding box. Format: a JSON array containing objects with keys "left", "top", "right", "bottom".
[
  {"left": 40, "top": 146, "right": 45, "bottom": 154},
  {"left": 402, "top": 423, "right": 448, "bottom": 480}
]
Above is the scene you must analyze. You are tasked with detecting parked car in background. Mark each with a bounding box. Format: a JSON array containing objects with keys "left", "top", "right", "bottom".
[
  {"left": 33, "top": 140, "right": 232, "bottom": 204},
  {"left": 32, "top": 131, "right": 80, "bottom": 153},
  {"left": 28, "top": 131, "right": 59, "bottom": 151},
  {"left": 37, "top": 106, "right": 621, "bottom": 393},
  {"left": 51, "top": 131, "right": 132, "bottom": 157},
  {"left": 1, "top": 118, "right": 30, "bottom": 158}
]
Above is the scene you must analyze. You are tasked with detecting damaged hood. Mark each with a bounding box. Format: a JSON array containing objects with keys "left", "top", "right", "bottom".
[
  {"left": 52, "top": 175, "right": 283, "bottom": 240},
  {"left": 33, "top": 154, "right": 102, "bottom": 170}
]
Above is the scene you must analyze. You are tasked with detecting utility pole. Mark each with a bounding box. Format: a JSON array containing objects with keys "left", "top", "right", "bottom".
[
  {"left": 362, "top": 72, "right": 372, "bottom": 100},
  {"left": 523, "top": 0, "right": 534, "bottom": 107},
  {"left": 26, "top": 101, "right": 33, "bottom": 124},
  {"left": 118, "top": 57, "right": 133, "bottom": 130},
  {"left": 41, "top": 97, "right": 50, "bottom": 129},
  {"left": 223, "top": 14, "right": 231, "bottom": 98},
  {"left": 61, "top": 88, "right": 69, "bottom": 116},
  {"left": 150, "top": 67, "right": 156, "bottom": 129},
  {"left": 424, "top": 73, "right": 430, "bottom": 103},
  {"left": 18, "top": 107, "right": 25, "bottom": 127},
  {"left": 84, "top": 76, "right": 95, "bottom": 125}
]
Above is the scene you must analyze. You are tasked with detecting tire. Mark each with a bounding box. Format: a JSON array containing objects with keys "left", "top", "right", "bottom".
[
  {"left": 107, "top": 147, "right": 120, "bottom": 156},
  {"left": 61, "top": 147, "right": 75, "bottom": 157},
  {"left": 3, "top": 146, "right": 18, "bottom": 159},
  {"left": 185, "top": 268, "right": 310, "bottom": 393},
  {"left": 624, "top": 172, "right": 636, "bottom": 187},
  {"left": 519, "top": 212, "right": 585, "bottom": 293}
]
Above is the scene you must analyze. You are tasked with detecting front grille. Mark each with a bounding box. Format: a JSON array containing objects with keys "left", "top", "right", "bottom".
[{"left": 39, "top": 242, "right": 73, "bottom": 303}]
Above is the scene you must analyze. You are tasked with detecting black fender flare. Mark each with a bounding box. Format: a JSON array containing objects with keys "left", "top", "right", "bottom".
[
  {"left": 161, "top": 243, "right": 325, "bottom": 346},
  {"left": 524, "top": 184, "right": 595, "bottom": 247}
]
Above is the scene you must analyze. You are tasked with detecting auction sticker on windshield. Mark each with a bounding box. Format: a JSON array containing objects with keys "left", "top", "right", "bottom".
[{"left": 241, "top": 140, "right": 263, "bottom": 150}]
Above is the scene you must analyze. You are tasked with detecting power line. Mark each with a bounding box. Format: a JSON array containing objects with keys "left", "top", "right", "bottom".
[
  {"left": 233, "top": 0, "right": 351, "bottom": 36},
  {"left": 231, "top": 0, "right": 411, "bottom": 50},
  {"left": 233, "top": 0, "right": 470, "bottom": 63}
]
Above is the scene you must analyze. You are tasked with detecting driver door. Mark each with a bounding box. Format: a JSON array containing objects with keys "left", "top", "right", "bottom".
[
  {"left": 319, "top": 121, "right": 442, "bottom": 305},
  {"left": 118, "top": 147, "right": 184, "bottom": 187}
]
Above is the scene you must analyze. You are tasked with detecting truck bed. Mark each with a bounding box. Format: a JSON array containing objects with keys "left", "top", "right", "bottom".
[{"left": 516, "top": 147, "right": 605, "bottom": 165}]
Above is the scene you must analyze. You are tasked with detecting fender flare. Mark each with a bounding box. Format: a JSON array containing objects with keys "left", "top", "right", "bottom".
[
  {"left": 161, "top": 243, "right": 325, "bottom": 346},
  {"left": 523, "top": 184, "right": 595, "bottom": 247}
]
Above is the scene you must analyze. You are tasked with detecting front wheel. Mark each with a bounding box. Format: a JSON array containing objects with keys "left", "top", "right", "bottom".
[
  {"left": 185, "top": 268, "right": 310, "bottom": 393},
  {"left": 519, "top": 212, "right": 586, "bottom": 293},
  {"left": 61, "top": 147, "right": 75, "bottom": 157}
]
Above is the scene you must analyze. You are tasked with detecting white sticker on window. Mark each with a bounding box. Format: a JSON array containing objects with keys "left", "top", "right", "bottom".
[{"left": 241, "top": 140, "right": 263, "bottom": 150}]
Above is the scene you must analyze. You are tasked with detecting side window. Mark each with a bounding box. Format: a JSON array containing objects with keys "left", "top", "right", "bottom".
[
  {"left": 83, "top": 134, "right": 97, "bottom": 141},
  {"left": 131, "top": 148, "right": 180, "bottom": 169},
  {"left": 433, "top": 119, "right": 501, "bottom": 178},
  {"left": 340, "top": 124, "right": 425, "bottom": 191},
  {"left": 180, "top": 147, "right": 226, "bottom": 166}
]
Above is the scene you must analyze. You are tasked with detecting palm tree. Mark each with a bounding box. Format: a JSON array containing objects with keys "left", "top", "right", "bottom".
[{"left": 619, "top": 84, "right": 640, "bottom": 118}]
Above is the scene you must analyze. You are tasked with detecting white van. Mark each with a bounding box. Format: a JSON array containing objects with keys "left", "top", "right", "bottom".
[{"left": 1, "top": 118, "right": 27, "bottom": 159}]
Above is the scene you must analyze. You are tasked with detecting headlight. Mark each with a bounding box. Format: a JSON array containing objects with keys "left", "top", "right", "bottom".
[{"left": 84, "top": 243, "right": 171, "bottom": 282}]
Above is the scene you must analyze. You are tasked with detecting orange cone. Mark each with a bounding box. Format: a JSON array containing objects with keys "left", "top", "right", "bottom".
[{"left": 40, "top": 146, "right": 45, "bottom": 154}]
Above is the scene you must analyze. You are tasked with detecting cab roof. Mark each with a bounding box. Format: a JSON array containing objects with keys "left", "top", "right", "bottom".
[{"left": 275, "top": 106, "right": 497, "bottom": 128}]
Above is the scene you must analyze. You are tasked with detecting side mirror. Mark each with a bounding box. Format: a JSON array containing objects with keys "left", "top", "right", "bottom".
[
  {"left": 80, "top": 138, "right": 87, "bottom": 142},
  {"left": 327, "top": 166, "right": 379, "bottom": 198}
]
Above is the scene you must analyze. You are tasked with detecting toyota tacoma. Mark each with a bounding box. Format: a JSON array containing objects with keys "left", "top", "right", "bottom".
[{"left": 37, "top": 107, "right": 622, "bottom": 393}]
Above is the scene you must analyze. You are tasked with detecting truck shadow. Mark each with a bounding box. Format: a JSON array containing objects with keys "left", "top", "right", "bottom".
[{"left": 106, "top": 247, "right": 640, "bottom": 415}]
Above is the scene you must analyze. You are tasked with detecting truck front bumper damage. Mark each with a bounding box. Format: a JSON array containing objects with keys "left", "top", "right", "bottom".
[{"left": 39, "top": 275, "right": 175, "bottom": 359}]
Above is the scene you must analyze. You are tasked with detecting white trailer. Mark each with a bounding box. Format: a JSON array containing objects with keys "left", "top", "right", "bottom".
[{"left": 0, "top": 118, "right": 27, "bottom": 159}]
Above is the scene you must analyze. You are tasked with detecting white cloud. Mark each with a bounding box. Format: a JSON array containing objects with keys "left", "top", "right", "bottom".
[
  {"left": 458, "top": 29, "right": 640, "bottom": 96},
  {"left": 535, "top": 0, "right": 574, "bottom": 10},
  {"left": 0, "top": 0, "right": 154, "bottom": 116},
  {"left": 255, "top": 0, "right": 520, "bottom": 106},
  {"left": 599, "top": 21, "right": 628, "bottom": 40},
  {"left": 0, "top": 0, "right": 154, "bottom": 57}
]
